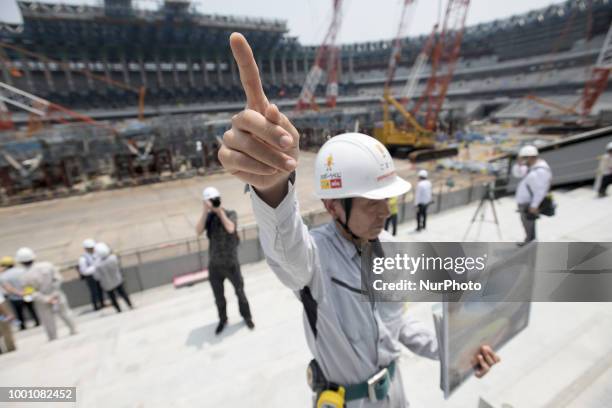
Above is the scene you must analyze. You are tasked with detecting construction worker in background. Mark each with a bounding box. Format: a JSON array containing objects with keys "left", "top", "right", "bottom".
[
  {"left": 218, "top": 33, "right": 499, "bottom": 407},
  {"left": 384, "top": 196, "right": 399, "bottom": 236},
  {"left": 15, "top": 247, "right": 77, "bottom": 341},
  {"left": 596, "top": 141, "right": 612, "bottom": 197},
  {"left": 414, "top": 169, "right": 433, "bottom": 232},
  {"left": 79, "top": 239, "right": 105, "bottom": 311},
  {"left": 0, "top": 267, "right": 17, "bottom": 352},
  {"left": 0, "top": 254, "right": 40, "bottom": 331},
  {"left": 512, "top": 145, "right": 552, "bottom": 245},
  {"left": 93, "top": 243, "right": 133, "bottom": 313},
  {"left": 195, "top": 186, "right": 254, "bottom": 335}
]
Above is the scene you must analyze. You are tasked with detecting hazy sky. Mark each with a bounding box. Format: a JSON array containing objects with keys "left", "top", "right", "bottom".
[{"left": 28, "top": 0, "right": 568, "bottom": 44}]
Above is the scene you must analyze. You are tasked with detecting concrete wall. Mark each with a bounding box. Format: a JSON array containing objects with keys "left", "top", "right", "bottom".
[{"left": 62, "top": 183, "right": 487, "bottom": 308}]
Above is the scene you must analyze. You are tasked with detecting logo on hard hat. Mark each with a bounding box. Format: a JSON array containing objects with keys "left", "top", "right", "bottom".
[
  {"left": 326, "top": 154, "right": 334, "bottom": 171},
  {"left": 320, "top": 154, "right": 342, "bottom": 190}
]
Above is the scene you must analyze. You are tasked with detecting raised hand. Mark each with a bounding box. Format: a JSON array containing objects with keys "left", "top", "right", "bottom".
[{"left": 218, "top": 33, "right": 300, "bottom": 198}]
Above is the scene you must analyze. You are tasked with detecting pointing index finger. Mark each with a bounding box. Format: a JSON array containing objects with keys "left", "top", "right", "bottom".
[{"left": 230, "top": 32, "right": 269, "bottom": 114}]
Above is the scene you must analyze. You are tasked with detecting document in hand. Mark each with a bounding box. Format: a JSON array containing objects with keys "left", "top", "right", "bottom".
[{"left": 432, "top": 245, "right": 536, "bottom": 398}]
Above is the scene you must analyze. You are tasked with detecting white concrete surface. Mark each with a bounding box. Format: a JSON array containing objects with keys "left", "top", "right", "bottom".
[{"left": 0, "top": 187, "right": 611, "bottom": 407}]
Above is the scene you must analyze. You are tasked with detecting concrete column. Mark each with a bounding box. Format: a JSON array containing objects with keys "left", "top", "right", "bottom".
[
  {"left": 281, "top": 55, "right": 288, "bottom": 85},
  {"left": 42, "top": 59, "right": 54, "bottom": 92},
  {"left": 121, "top": 53, "right": 131, "bottom": 86},
  {"left": 62, "top": 55, "right": 75, "bottom": 92},
  {"left": 292, "top": 54, "right": 298, "bottom": 83},
  {"left": 215, "top": 56, "right": 223, "bottom": 86},
  {"left": 270, "top": 54, "right": 277, "bottom": 85},
  {"left": 187, "top": 55, "right": 195, "bottom": 87},
  {"left": 138, "top": 54, "right": 147, "bottom": 87},
  {"left": 172, "top": 54, "right": 179, "bottom": 87},
  {"left": 155, "top": 54, "right": 164, "bottom": 87},
  {"left": 201, "top": 57, "right": 210, "bottom": 86},
  {"left": 84, "top": 53, "right": 95, "bottom": 91},
  {"left": 102, "top": 53, "right": 112, "bottom": 84},
  {"left": 349, "top": 52, "right": 355, "bottom": 83}
]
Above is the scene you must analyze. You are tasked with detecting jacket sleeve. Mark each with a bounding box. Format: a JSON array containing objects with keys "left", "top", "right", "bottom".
[
  {"left": 379, "top": 302, "right": 439, "bottom": 360},
  {"left": 398, "top": 315, "right": 439, "bottom": 360},
  {"left": 250, "top": 181, "right": 318, "bottom": 291}
]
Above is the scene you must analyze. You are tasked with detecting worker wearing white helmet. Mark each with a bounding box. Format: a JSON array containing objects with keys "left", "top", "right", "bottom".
[
  {"left": 0, "top": 249, "right": 41, "bottom": 331},
  {"left": 93, "top": 243, "right": 133, "bottom": 313},
  {"left": 512, "top": 144, "right": 553, "bottom": 244},
  {"left": 414, "top": 169, "right": 433, "bottom": 232},
  {"left": 218, "top": 33, "right": 499, "bottom": 408},
  {"left": 78, "top": 238, "right": 105, "bottom": 311},
  {"left": 596, "top": 141, "right": 612, "bottom": 197},
  {"left": 14, "top": 247, "right": 76, "bottom": 341},
  {"left": 196, "top": 185, "right": 254, "bottom": 335}
]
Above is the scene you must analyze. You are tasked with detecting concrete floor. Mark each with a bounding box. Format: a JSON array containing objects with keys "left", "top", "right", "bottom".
[
  {"left": 0, "top": 151, "right": 487, "bottom": 267},
  {"left": 1, "top": 187, "right": 611, "bottom": 407}
]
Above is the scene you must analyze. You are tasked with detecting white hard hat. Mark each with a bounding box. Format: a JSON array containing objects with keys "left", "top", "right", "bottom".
[
  {"left": 518, "top": 145, "right": 539, "bottom": 157},
  {"left": 606, "top": 141, "right": 612, "bottom": 151},
  {"left": 94, "top": 242, "right": 110, "bottom": 259},
  {"left": 202, "top": 186, "right": 220, "bottom": 201},
  {"left": 15, "top": 247, "right": 36, "bottom": 264},
  {"left": 83, "top": 239, "right": 96, "bottom": 249},
  {"left": 418, "top": 169, "right": 428, "bottom": 178},
  {"left": 314, "top": 133, "right": 411, "bottom": 200}
]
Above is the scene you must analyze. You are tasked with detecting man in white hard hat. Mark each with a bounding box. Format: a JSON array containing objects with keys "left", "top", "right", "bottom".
[
  {"left": 0, "top": 273, "right": 17, "bottom": 352},
  {"left": 93, "top": 243, "right": 133, "bottom": 313},
  {"left": 596, "top": 141, "right": 612, "bottom": 197},
  {"left": 414, "top": 169, "right": 433, "bottom": 232},
  {"left": 14, "top": 247, "right": 77, "bottom": 341},
  {"left": 79, "top": 238, "right": 105, "bottom": 311},
  {"left": 0, "top": 251, "right": 40, "bottom": 331},
  {"left": 196, "top": 186, "right": 254, "bottom": 334},
  {"left": 512, "top": 145, "right": 552, "bottom": 245},
  {"left": 218, "top": 33, "right": 499, "bottom": 407}
]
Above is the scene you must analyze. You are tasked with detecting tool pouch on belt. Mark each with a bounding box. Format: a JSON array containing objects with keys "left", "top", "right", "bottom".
[{"left": 307, "top": 359, "right": 346, "bottom": 408}]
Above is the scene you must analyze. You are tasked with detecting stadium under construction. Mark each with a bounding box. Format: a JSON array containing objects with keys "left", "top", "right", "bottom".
[{"left": 0, "top": 0, "right": 611, "bottom": 203}]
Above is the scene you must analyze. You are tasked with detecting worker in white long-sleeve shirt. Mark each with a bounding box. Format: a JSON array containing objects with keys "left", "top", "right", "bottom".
[
  {"left": 512, "top": 145, "right": 552, "bottom": 245},
  {"left": 16, "top": 248, "right": 77, "bottom": 341},
  {"left": 414, "top": 170, "right": 432, "bottom": 232},
  {"left": 218, "top": 33, "right": 500, "bottom": 407},
  {"left": 597, "top": 141, "right": 612, "bottom": 197},
  {"left": 78, "top": 239, "right": 105, "bottom": 311}
]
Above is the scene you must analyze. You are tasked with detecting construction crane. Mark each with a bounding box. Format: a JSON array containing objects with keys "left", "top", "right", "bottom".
[
  {"left": 295, "top": 0, "right": 343, "bottom": 111},
  {"left": 581, "top": 21, "right": 612, "bottom": 116},
  {"left": 0, "top": 80, "right": 116, "bottom": 135},
  {"left": 400, "top": 24, "right": 438, "bottom": 105},
  {"left": 0, "top": 42, "right": 146, "bottom": 121},
  {"left": 522, "top": 3, "right": 612, "bottom": 121},
  {"left": 373, "top": 0, "right": 467, "bottom": 161},
  {"left": 412, "top": 0, "right": 470, "bottom": 131}
]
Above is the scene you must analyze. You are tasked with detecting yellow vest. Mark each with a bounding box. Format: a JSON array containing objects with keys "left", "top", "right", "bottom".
[{"left": 388, "top": 196, "right": 399, "bottom": 215}]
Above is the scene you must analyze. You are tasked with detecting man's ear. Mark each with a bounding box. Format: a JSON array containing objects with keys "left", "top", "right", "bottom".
[{"left": 322, "top": 199, "right": 344, "bottom": 222}]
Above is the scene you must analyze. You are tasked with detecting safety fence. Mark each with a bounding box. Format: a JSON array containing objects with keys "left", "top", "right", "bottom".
[{"left": 60, "top": 181, "right": 488, "bottom": 307}]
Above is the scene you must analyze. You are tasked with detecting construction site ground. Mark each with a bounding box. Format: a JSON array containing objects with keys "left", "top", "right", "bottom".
[{"left": 0, "top": 150, "right": 494, "bottom": 268}]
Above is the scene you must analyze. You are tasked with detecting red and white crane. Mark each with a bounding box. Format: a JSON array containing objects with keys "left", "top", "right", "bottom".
[
  {"left": 295, "top": 0, "right": 343, "bottom": 111},
  {"left": 412, "top": 0, "right": 470, "bottom": 131}
]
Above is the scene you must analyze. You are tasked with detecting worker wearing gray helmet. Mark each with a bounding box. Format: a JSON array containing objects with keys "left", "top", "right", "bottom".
[{"left": 218, "top": 33, "right": 500, "bottom": 408}]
